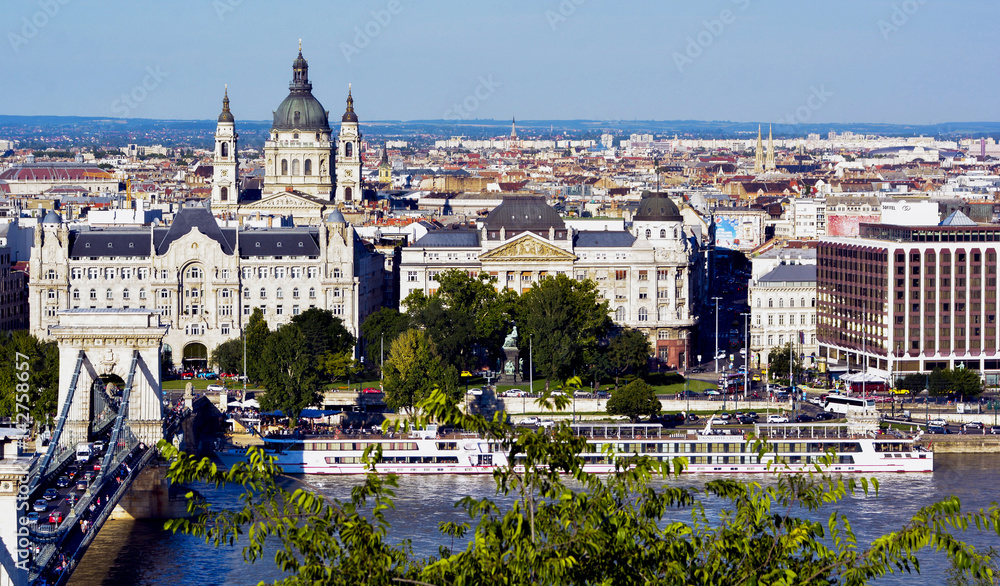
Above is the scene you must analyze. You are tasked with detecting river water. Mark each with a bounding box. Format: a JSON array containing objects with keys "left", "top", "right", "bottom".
[{"left": 68, "top": 454, "right": 1000, "bottom": 585}]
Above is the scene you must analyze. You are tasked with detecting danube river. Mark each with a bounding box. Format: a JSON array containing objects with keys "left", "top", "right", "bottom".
[{"left": 68, "top": 454, "right": 1000, "bottom": 585}]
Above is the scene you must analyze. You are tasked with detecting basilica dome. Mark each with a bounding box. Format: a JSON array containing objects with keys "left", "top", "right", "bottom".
[{"left": 271, "top": 49, "right": 330, "bottom": 132}]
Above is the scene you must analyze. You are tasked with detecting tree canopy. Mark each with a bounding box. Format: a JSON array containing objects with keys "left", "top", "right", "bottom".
[
  {"left": 160, "top": 386, "right": 1000, "bottom": 586},
  {"left": 381, "top": 329, "right": 457, "bottom": 413},
  {"left": 929, "top": 368, "right": 984, "bottom": 397},
  {"left": 515, "top": 274, "right": 612, "bottom": 389},
  {"left": 210, "top": 337, "right": 244, "bottom": 375},
  {"left": 605, "top": 327, "right": 652, "bottom": 389},
  {"left": 605, "top": 378, "right": 661, "bottom": 422},
  {"left": 256, "top": 323, "right": 325, "bottom": 426},
  {"left": 359, "top": 307, "right": 410, "bottom": 372},
  {"left": 244, "top": 308, "right": 270, "bottom": 384},
  {"left": 0, "top": 332, "right": 59, "bottom": 425}
]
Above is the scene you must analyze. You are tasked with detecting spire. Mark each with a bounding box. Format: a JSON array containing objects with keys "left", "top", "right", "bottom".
[
  {"left": 766, "top": 124, "right": 776, "bottom": 172},
  {"left": 510, "top": 116, "right": 517, "bottom": 139},
  {"left": 342, "top": 84, "right": 358, "bottom": 123},
  {"left": 218, "top": 85, "right": 234, "bottom": 123},
  {"left": 753, "top": 124, "right": 764, "bottom": 174},
  {"left": 380, "top": 142, "right": 389, "bottom": 166},
  {"left": 289, "top": 42, "right": 311, "bottom": 93}
]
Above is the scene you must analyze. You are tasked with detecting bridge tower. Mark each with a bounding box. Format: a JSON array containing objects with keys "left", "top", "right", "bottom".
[{"left": 49, "top": 309, "right": 168, "bottom": 451}]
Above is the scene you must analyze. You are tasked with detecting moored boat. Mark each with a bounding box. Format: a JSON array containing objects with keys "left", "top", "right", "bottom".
[{"left": 215, "top": 420, "right": 933, "bottom": 475}]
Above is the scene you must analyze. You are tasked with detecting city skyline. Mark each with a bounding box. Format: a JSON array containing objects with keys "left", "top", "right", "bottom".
[{"left": 2, "top": 0, "right": 998, "bottom": 125}]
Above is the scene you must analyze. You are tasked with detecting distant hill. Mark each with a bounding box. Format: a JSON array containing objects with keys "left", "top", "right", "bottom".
[{"left": 3, "top": 115, "right": 1000, "bottom": 150}]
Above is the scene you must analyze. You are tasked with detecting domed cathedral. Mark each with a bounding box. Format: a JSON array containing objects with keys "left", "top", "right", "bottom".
[
  {"left": 210, "top": 86, "right": 239, "bottom": 210},
  {"left": 263, "top": 43, "right": 335, "bottom": 198},
  {"left": 335, "top": 85, "right": 362, "bottom": 203}
]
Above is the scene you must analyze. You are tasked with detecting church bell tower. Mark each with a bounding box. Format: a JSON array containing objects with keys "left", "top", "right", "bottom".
[
  {"left": 212, "top": 86, "right": 239, "bottom": 207},
  {"left": 336, "top": 85, "right": 362, "bottom": 203}
]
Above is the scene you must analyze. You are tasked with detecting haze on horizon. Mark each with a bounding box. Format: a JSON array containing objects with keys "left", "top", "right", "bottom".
[{"left": 1, "top": 0, "right": 996, "bottom": 126}]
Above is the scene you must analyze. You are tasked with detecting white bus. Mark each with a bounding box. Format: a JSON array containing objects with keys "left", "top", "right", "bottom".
[{"left": 823, "top": 395, "right": 875, "bottom": 414}]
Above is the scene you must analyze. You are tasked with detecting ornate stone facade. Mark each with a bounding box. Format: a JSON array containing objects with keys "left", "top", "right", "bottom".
[
  {"left": 399, "top": 195, "right": 705, "bottom": 369},
  {"left": 28, "top": 204, "right": 385, "bottom": 369}
]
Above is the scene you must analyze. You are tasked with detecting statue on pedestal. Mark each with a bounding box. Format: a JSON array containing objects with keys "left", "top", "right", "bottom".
[{"left": 503, "top": 326, "right": 518, "bottom": 350}]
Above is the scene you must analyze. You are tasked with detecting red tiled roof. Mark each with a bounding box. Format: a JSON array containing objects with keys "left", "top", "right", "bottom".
[{"left": 0, "top": 165, "right": 114, "bottom": 182}]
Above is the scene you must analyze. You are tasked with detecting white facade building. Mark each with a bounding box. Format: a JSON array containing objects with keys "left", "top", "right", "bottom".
[
  {"left": 398, "top": 194, "right": 706, "bottom": 369},
  {"left": 28, "top": 204, "right": 385, "bottom": 369}
]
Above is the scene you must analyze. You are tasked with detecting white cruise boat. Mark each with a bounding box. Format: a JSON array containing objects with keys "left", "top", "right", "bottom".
[{"left": 215, "top": 420, "right": 933, "bottom": 475}]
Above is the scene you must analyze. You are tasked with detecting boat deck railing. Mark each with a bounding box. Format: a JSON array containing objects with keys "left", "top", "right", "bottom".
[{"left": 755, "top": 422, "right": 919, "bottom": 441}]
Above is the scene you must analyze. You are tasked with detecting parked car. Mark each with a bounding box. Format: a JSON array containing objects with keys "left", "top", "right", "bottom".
[
  {"left": 767, "top": 414, "right": 790, "bottom": 424},
  {"left": 927, "top": 425, "right": 951, "bottom": 435},
  {"left": 520, "top": 416, "right": 540, "bottom": 426},
  {"left": 814, "top": 412, "right": 836, "bottom": 421},
  {"left": 504, "top": 389, "right": 525, "bottom": 397},
  {"left": 990, "top": 426, "right": 1000, "bottom": 435},
  {"left": 928, "top": 418, "right": 948, "bottom": 427},
  {"left": 686, "top": 413, "right": 700, "bottom": 422},
  {"left": 963, "top": 422, "right": 985, "bottom": 431},
  {"left": 573, "top": 390, "right": 591, "bottom": 398},
  {"left": 361, "top": 387, "right": 382, "bottom": 394},
  {"left": 43, "top": 488, "right": 59, "bottom": 501},
  {"left": 794, "top": 414, "right": 814, "bottom": 423},
  {"left": 538, "top": 419, "right": 556, "bottom": 429},
  {"left": 704, "top": 390, "right": 721, "bottom": 396},
  {"left": 206, "top": 383, "right": 226, "bottom": 392},
  {"left": 466, "top": 388, "right": 483, "bottom": 396}
]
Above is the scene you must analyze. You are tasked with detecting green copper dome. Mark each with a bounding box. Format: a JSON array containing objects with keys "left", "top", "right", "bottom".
[{"left": 271, "top": 49, "right": 330, "bottom": 132}]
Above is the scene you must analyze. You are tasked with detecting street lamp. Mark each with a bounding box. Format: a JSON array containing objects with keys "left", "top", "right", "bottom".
[
  {"left": 712, "top": 296, "right": 723, "bottom": 373},
  {"left": 740, "top": 311, "right": 751, "bottom": 409}
]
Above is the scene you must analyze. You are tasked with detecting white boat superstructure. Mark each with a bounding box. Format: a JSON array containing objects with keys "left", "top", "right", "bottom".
[{"left": 215, "top": 421, "right": 933, "bottom": 475}]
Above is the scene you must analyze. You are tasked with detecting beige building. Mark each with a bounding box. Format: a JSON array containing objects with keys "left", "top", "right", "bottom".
[
  {"left": 398, "top": 194, "right": 706, "bottom": 369},
  {"left": 28, "top": 204, "right": 384, "bottom": 369}
]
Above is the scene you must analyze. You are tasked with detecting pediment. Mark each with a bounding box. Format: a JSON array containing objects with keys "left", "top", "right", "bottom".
[
  {"left": 243, "top": 192, "right": 327, "bottom": 210},
  {"left": 480, "top": 234, "right": 576, "bottom": 262}
]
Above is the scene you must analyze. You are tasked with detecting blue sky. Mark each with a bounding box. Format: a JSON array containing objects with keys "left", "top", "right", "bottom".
[{"left": 1, "top": 0, "right": 997, "bottom": 124}]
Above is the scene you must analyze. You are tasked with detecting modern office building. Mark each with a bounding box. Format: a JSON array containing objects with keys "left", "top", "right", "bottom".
[{"left": 817, "top": 212, "right": 1000, "bottom": 383}]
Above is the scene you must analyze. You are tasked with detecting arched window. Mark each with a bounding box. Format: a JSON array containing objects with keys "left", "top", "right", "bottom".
[
  {"left": 276, "top": 287, "right": 284, "bottom": 299},
  {"left": 221, "top": 143, "right": 228, "bottom": 158},
  {"left": 615, "top": 306, "right": 626, "bottom": 322},
  {"left": 72, "top": 289, "right": 80, "bottom": 300},
  {"left": 645, "top": 229, "right": 651, "bottom": 239},
  {"left": 790, "top": 298, "right": 795, "bottom": 308},
  {"left": 308, "top": 287, "right": 316, "bottom": 299},
  {"left": 291, "top": 159, "right": 300, "bottom": 175},
  {"left": 779, "top": 298, "right": 784, "bottom": 308},
  {"left": 756, "top": 298, "right": 761, "bottom": 307},
  {"left": 304, "top": 159, "right": 312, "bottom": 176},
  {"left": 344, "top": 187, "right": 353, "bottom": 201},
  {"left": 260, "top": 288, "right": 267, "bottom": 299},
  {"left": 659, "top": 229, "right": 666, "bottom": 238},
  {"left": 638, "top": 307, "right": 648, "bottom": 322},
  {"left": 221, "top": 289, "right": 230, "bottom": 299},
  {"left": 220, "top": 187, "right": 228, "bottom": 201},
  {"left": 122, "top": 288, "right": 130, "bottom": 300},
  {"left": 281, "top": 159, "right": 288, "bottom": 175},
  {"left": 658, "top": 306, "right": 668, "bottom": 321},
  {"left": 801, "top": 297, "right": 806, "bottom": 307},
  {"left": 345, "top": 142, "right": 353, "bottom": 157},
  {"left": 292, "top": 287, "right": 300, "bottom": 299},
  {"left": 333, "top": 268, "right": 342, "bottom": 279},
  {"left": 768, "top": 298, "right": 773, "bottom": 308},
  {"left": 139, "top": 288, "right": 146, "bottom": 300}
]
